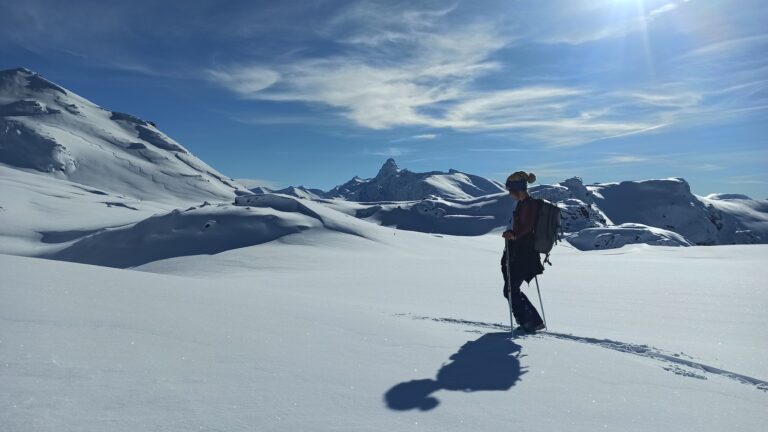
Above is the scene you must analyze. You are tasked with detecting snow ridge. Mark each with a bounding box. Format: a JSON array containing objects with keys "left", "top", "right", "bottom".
[{"left": 324, "top": 158, "right": 506, "bottom": 201}]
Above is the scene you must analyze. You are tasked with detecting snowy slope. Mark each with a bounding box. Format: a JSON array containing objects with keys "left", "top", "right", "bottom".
[
  {"left": 700, "top": 194, "right": 768, "bottom": 242},
  {"left": 45, "top": 193, "right": 387, "bottom": 268},
  {"left": 0, "top": 164, "right": 174, "bottom": 256},
  {"left": 325, "top": 158, "right": 505, "bottom": 201},
  {"left": 317, "top": 192, "right": 515, "bottom": 236},
  {"left": 2, "top": 234, "right": 766, "bottom": 432},
  {"left": 0, "top": 67, "right": 248, "bottom": 203}
]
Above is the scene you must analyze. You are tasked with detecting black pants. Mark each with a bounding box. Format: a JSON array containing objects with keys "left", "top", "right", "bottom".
[{"left": 501, "top": 250, "right": 544, "bottom": 329}]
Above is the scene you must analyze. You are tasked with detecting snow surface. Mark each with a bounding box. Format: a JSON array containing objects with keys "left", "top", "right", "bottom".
[
  {"left": 2, "top": 236, "right": 767, "bottom": 431},
  {"left": 0, "top": 164, "right": 174, "bottom": 256}
]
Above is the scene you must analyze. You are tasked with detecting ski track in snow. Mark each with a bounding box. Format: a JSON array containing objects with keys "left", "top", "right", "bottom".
[{"left": 399, "top": 314, "right": 768, "bottom": 393}]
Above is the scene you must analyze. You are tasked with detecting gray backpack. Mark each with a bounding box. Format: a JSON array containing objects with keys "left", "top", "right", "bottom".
[{"left": 533, "top": 198, "right": 561, "bottom": 265}]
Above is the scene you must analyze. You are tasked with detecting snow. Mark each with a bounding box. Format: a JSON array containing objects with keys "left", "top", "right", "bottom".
[
  {"left": 0, "top": 164, "right": 173, "bottom": 256},
  {"left": 588, "top": 178, "right": 766, "bottom": 246},
  {"left": 567, "top": 223, "right": 693, "bottom": 250},
  {"left": 0, "top": 68, "right": 248, "bottom": 204},
  {"left": 2, "top": 238, "right": 767, "bottom": 431}
]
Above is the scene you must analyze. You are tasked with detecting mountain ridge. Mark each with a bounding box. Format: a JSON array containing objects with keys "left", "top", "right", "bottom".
[{"left": 0, "top": 67, "right": 248, "bottom": 204}]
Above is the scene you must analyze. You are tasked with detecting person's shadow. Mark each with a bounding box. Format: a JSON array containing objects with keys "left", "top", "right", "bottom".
[{"left": 384, "top": 332, "right": 524, "bottom": 411}]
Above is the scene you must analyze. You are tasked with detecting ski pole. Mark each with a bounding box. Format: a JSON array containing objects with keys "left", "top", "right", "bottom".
[
  {"left": 506, "top": 241, "right": 514, "bottom": 333},
  {"left": 534, "top": 276, "right": 547, "bottom": 329}
]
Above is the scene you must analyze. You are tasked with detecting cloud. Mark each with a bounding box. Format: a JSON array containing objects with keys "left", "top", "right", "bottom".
[
  {"left": 467, "top": 148, "right": 527, "bottom": 152},
  {"left": 411, "top": 134, "right": 438, "bottom": 140},
  {"left": 204, "top": 0, "right": 764, "bottom": 147},
  {"left": 690, "top": 164, "right": 724, "bottom": 171},
  {"left": 391, "top": 134, "right": 438, "bottom": 142},
  {"left": 365, "top": 147, "right": 413, "bottom": 157},
  {"left": 648, "top": 3, "right": 678, "bottom": 19},
  {"left": 208, "top": 14, "right": 506, "bottom": 129},
  {"left": 527, "top": 0, "right": 684, "bottom": 45},
  {"left": 206, "top": 67, "right": 281, "bottom": 94},
  {"left": 602, "top": 155, "right": 649, "bottom": 164},
  {"left": 726, "top": 175, "right": 767, "bottom": 185}
]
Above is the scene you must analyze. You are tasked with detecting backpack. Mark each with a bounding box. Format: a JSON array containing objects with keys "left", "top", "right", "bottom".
[{"left": 533, "top": 198, "right": 561, "bottom": 265}]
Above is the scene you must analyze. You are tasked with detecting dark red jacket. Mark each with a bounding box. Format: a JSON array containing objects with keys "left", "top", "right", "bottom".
[
  {"left": 505, "top": 196, "right": 544, "bottom": 283},
  {"left": 511, "top": 196, "right": 538, "bottom": 239}
]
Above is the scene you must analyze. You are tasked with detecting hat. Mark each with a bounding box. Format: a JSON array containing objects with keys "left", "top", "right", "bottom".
[{"left": 505, "top": 171, "right": 536, "bottom": 191}]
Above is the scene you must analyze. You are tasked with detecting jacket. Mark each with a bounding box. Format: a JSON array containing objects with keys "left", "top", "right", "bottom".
[{"left": 505, "top": 196, "right": 544, "bottom": 283}]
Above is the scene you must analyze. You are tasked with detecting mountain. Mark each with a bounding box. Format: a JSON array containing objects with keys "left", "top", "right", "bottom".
[
  {"left": 0, "top": 67, "right": 248, "bottom": 203},
  {"left": 325, "top": 158, "right": 505, "bottom": 201},
  {"left": 307, "top": 175, "right": 768, "bottom": 249},
  {"left": 249, "top": 185, "right": 327, "bottom": 200},
  {"left": 1, "top": 68, "right": 765, "bottom": 254},
  {"left": 589, "top": 178, "right": 765, "bottom": 245}
]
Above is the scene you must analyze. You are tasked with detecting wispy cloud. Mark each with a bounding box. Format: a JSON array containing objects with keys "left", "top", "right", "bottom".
[
  {"left": 391, "top": 134, "right": 438, "bottom": 142},
  {"left": 649, "top": 3, "right": 678, "bottom": 18},
  {"left": 208, "top": 14, "right": 507, "bottom": 129},
  {"left": 726, "top": 174, "right": 768, "bottom": 185},
  {"left": 467, "top": 148, "right": 527, "bottom": 152},
  {"left": 207, "top": 6, "right": 695, "bottom": 148},
  {"left": 207, "top": 67, "right": 280, "bottom": 94},
  {"left": 204, "top": 0, "right": 766, "bottom": 147},
  {"left": 365, "top": 147, "right": 413, "bottom": 157},
  {"left": 602, "top": 154, "right": 648, "bottom": 164},
  {"left": 527, "top": 0, "right": 686, "bottom": 45}
]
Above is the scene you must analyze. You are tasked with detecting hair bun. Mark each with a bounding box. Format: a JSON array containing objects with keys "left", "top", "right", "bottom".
[{"left": 527, "top": 173, "right": 537, "bottom": 184}]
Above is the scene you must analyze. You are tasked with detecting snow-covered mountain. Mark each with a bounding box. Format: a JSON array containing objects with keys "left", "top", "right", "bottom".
[
  {"left": 325, "top": 158, "right": 505, "bottom": 201},
  {"left": 0, "top": 67, "right": 248, "bottom": 203},
  {"left": 261, "top": 175, "right": 767, "bottom": 250},
  {"left": 1, "top": 67, "right": 766, "bottom": 256},
  {"left": 588, "top": 178, "right": 765, "bottom": 246},
  {"left": 249, "top": 185, "right": 327, "bottom": 200}
]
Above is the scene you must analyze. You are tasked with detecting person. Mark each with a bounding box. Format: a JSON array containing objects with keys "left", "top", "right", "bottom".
[{"left": 501, "top": 171, "right": 545, "bottom": 333}]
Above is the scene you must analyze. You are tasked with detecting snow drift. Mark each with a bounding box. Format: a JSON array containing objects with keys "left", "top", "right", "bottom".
[
  {"left": 47, "top": 193, "right": 386, "bottom": 268},
  {"left": 567, "top": 223, "right": 693, "bottom": 251}
]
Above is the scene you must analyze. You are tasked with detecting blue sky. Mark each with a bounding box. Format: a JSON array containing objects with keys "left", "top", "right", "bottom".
[{"left": 1, "top": 0, "right": 766, "bottom": 196}]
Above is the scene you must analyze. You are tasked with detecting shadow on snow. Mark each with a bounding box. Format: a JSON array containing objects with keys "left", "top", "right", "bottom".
[{"left": 384, "top": 332, "right": 524, "bottom": 411}]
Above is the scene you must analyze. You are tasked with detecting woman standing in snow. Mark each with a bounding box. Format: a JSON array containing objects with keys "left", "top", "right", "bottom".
[{"left": 501, "top": 171, "right": 545, "bottom": 332}]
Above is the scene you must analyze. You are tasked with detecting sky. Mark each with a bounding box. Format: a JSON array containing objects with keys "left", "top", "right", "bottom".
[{"left": 1, "top": 0, "right": 767, "bottom": 197}]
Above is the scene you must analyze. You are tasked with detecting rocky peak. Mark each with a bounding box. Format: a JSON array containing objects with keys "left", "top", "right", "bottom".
[{"left": 376, "top": 158, "right": 400, "bottom": 178}]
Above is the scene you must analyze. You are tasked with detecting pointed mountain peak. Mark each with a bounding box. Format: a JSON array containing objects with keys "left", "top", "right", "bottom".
[
  {"left": 0, "top": 67, "right": 67, "bottom": 95},
  {"left": 376, "top": 158, "right": 400, "bottom": 178},
  {"left": 1, "top": 67, "right": 34, "bottom": 76}
]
